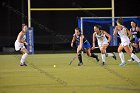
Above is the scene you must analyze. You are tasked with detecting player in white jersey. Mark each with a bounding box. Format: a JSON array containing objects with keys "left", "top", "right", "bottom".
[
  {"left": 113, "top": 18, "right": 140, "bottom": 66},
  {"left": 92, "top": 25, "right": 116, "bottom": 65},
  {"left": 15, "top": 24, "right": 28, "bottom": 66}
]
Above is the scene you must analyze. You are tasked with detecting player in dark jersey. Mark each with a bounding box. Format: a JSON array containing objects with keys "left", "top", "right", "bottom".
[
  {"left": 128, "top": 21, "right": 140, "bottom": 62},
  {"left": 71, "top": 27, "right": 99, "bottom": 66}
]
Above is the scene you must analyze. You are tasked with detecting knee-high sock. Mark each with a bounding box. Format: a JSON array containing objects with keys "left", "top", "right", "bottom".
[
  {"left": 131, "top": 48, "right": 135, "bottom": 61},
  {"left": 20, "top": 53, "right": 28, "bottom": 64},
  {"left": 119, "top": 52, "right": 125, "bottom": 63},
  {"left": 78, "top": 54, "right": 83, "bottom": 63},
  {"left": 101, "top": 53, "right": 106, "bottom": 62},
  {"left": 131, "top": 53, "right": 140, "bottom": 63}
]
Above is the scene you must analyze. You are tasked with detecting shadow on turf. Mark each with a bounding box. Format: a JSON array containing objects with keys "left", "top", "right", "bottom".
[
  {"left": 82, "top": 54, "right": 137, "bottom": 87},
  {"left": 1, "top": 83, "right": 140, "bottom": 92},
  {"left": 29, "top": 62, "right": 68, "bottom": 87},
  {"left": 5, "top": 47, "right": 68, "bottom": 87}
]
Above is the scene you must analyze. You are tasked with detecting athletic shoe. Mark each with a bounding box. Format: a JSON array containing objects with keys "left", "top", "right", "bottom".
[
  {"left": 20, "top": 63, "right": 24, "bottom": 66},
  {"left": 119, "top": 62, "right": 126, "bottom": 67},
  {"left": 23, "top": 62, "right": 27, "bottom": 66},
  {"left": 20, "top": 62, "right": 27, "bottom": 66},
  {"left": 78, "top": 62, "right": 83, "bottom": 66},
  {"left": 128, "top": 59, "right": 132, "bottom": 62},
  {"left": 102, "top": 62, "right": 105, "bottom": 65},
  {"left": 128, "top": 58, "right": 135, "bottom": 62},
  {"left": 112, "top": 52, "right": 117, "bottom": 60}
]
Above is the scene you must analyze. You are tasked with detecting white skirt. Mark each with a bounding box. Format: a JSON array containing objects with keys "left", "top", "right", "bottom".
[
  {"left": 120, "top": 40, "right": 130, "bottom": 46},
  {"left": 98, "top": 41, "right": 108, "bottom": 47},
  {"left": 14, "top": 40, "right": 25, "bottom": 51}
]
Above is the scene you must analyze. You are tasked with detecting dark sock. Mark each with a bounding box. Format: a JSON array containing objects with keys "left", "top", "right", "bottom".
[
  {"left": 78, "top": 54, "right": 83, "bottom": 63},
  {"left": 132, "top": 48, "right": 136, "bottom": 61},
  {"left": 132, "top": 48, "right": 136, "bottom": 54},
  {"left": 132, "top": 58, "right": 134, "bottom": 61},
  {"left": 91, "top": 53, "right": 99, "bottom": 62},
  {"left": 132, "top": 47, "right": 136, "bottom": 61}
]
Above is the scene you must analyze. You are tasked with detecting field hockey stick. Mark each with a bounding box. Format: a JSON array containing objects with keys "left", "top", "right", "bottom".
[
  {"left": 69, "top": 55, "right": 78, "bottom": 65},
  {"left": 94, "top": 47, "right": 99, "bottom": 49},
  {"left": 91, "top": 47, "right": 99, "bottom": 51}
]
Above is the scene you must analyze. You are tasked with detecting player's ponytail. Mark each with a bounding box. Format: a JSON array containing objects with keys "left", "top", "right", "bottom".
[{"left": 117, "top": 17, "right": 123, "bottom": 25}]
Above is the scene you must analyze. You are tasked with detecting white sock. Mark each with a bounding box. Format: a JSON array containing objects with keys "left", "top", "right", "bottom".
[
  {"left": 119, "top": 52, "right": 125, "bottom": 63},
  {"left": 20, "top": 53, "right": 28, "bottom": 64},
  {"left": 101, "top": 54, "right": 106, "bottom": 62},
  {"left": 131, "top": 53, "right": 140, "bottom": 63}
]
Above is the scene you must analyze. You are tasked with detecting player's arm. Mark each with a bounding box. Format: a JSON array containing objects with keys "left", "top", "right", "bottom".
[
  {"left": 71, "top": 36, "right": 76, "bottom": 47},
  {"left": 92, "top": 32, "right": 96, "bottom": 49},
  {"left": 136, "top": 27, "right": 140, "bottom": 32},
  {"left": 125, "top": 28, "right": 132, "bottom": 41},
  {"left": 79, "top": 35, "right": 84, "bottom": 51},
  {"left": 18, "top": 32, "right": 28, "bottom": 45},
  {"left": 103, "top": 30, "right": 112, "bottom": 43},
  {"left": 113, "top": 26, "right": 118, "bottom": 36},
  {"left": 18, "top": 32, "right": 25, "bottom": 43}
]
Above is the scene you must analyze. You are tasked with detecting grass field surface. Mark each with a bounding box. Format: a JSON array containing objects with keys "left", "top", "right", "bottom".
[{"left": 0, "top": 53, "right": 140, "bottom": 93}]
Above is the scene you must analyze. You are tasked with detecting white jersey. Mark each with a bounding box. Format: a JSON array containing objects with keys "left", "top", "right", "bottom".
[
  {"left": 15, "top": 32, "right": 26, "bottom": 51},
  {"left": 95, "top": 31, "right": 108, "bottom": 47},
  {"left": 117, "top": 26, "right": 130, "bottom": 46},
  {"left": 17, "top": 34, "right": 26, "bottom": 42}
]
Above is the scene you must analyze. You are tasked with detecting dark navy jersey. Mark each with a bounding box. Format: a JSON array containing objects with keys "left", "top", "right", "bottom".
[
  {"left": 130, "top": 27, "right": 140, "bottom": 38},
  {"left": 73, "top": 34, "right": 87, "bottom": 43}
]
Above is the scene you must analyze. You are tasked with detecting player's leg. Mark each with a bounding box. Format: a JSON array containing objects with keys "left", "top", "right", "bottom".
[
  {"left": 20, "top": 48, "right": 28, "bottom": 66},
  {"left": 77, "top": 46, "right": 83, "bottom": 66},
  {"left": 118, "top": 45, "right": 126, "bottom": 66},
  {"left": 102, "top": 44, "right": 117, "bottom": 60},
  {"left": 99, "top": 46, "right": 107, "bottom": 65},
  {"left": 84, "top": 41, "right": 99, "bottom": 62},
  {"left": 138, "top": 39, "right": 140, "bottom": 51},
  {"left": 128, "top": 43, "right": 135, "bottom": 62},
  {"left": 86, "top": 48, "right": 99, "bottom": 62},
  {"left": 106, "top": 51, "right": 117, "bottom": 60},
  {"left": 124, "top": 45, "right": 140, "bottom": 65},
  {"left": 133, "top": 42, "right": 139, "bottom": 53},
  {"left": 15, "top": 41, "right": 28, "bottom": 66}
]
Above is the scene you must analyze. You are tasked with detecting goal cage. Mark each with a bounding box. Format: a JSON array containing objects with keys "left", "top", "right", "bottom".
[{"left": 78, "top": 17, "right": 140, "bottom": 47}]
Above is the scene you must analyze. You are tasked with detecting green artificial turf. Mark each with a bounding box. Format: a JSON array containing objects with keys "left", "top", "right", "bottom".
[{"left": 0, "top": 53, "right": 140, "bottom": 93}]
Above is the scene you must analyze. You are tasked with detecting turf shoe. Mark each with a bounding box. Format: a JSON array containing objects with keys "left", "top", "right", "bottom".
[
  {"left": 119, "top": 62, "right": 126, "bottom": 67},
  {"left": 78, "top": 62, "right": 83, "bottom": 66},
  {"left": 23, "top": 62, "right": 27, "bottom": 66},
  {"left": 20, "top": 62, "right": 27, "bottom": 66},
  {"left": 128, "top": 58, "right": 135, "bottom": 62},
  {"left": 102, "top": 62, "right": 105, "bottom": 65},
  {"left": 112, "top": 52, "right": 117, "bottom": 60}
]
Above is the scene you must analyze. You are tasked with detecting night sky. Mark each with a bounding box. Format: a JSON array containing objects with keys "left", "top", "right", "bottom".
[{"left": 0, "top": 0, "right": 139, "bottom": 51}]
